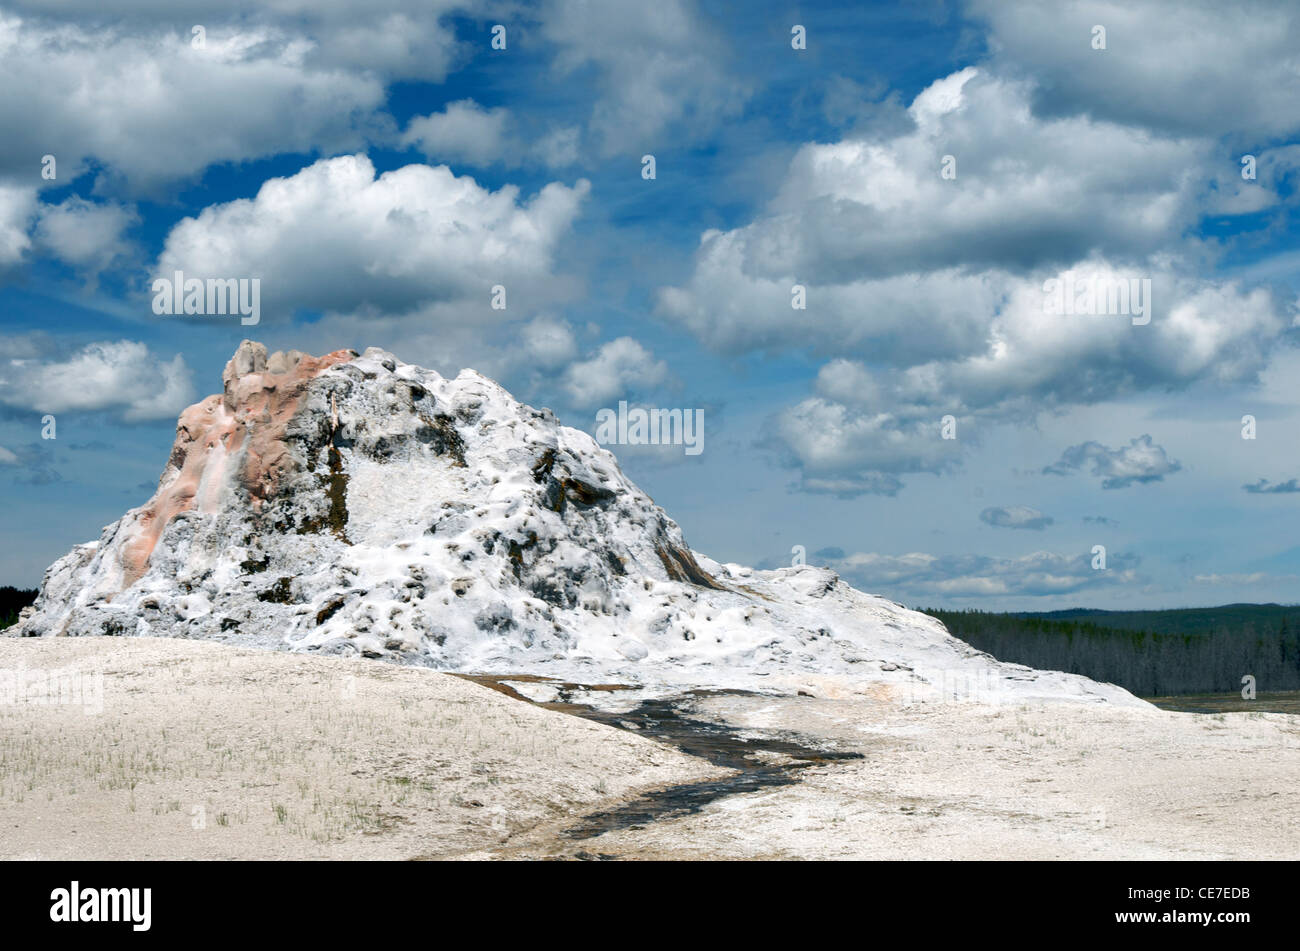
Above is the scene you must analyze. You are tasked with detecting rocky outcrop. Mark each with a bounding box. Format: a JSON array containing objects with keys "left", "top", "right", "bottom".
[
  {"left": 11, "top": 341, "right": 1145, "bottom": 705},
  {"left": 117, "top": 342, "right": 357, "bottom": 588}
]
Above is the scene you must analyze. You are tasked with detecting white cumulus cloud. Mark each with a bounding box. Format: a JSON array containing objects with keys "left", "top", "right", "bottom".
[
  {"left": 562, "top": 337, "right": 668, "bottom": 408},
  {"left": 980, "top": 506, "right": 1054, "bottom": 530},
  {"left": 0, "top": 340, "right": 195, "bottom": 421},
  {"left": 156, "top": 154, "right": 590, "bottom": 324},
  {"left": 34, "top": 197, "right": 138, "bottom": 277},
  {"left": 1044, "top": 435, "right": 1183, "bottom": 489}
]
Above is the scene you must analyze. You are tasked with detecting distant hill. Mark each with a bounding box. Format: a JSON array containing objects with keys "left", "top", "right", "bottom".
[
  {"left": 1010, "top": 603, "right": 1300, "bottom": 637},
  {"left": 920, "top": 604, "right": 1300, "bottom": 697}
]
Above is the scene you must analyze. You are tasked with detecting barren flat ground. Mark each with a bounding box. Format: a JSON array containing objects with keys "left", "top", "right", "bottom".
[{"left": 2, "top": 638, "right": 1298, "bottom": 860}]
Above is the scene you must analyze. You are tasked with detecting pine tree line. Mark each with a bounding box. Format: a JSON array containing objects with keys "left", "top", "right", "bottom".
[
  {"left": 0, "top": 587, "right": 37, "bottom": 630},
  {"left": 924, "top": 608, "right": 1300, "bottom": 696}
]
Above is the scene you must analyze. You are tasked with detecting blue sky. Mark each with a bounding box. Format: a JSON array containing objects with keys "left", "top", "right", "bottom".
[{"left": 1, "top": 0, "right": 1299, "bottom": 609}]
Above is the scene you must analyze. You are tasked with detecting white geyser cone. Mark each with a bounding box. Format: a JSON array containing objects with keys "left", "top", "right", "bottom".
[{"left": 12, "top": 341, "right": 1145, "bottom": 706}]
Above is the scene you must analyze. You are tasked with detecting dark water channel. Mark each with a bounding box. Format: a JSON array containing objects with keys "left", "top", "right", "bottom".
[{"left": 456, "top": 675, "right": 862, "bottom": 841}]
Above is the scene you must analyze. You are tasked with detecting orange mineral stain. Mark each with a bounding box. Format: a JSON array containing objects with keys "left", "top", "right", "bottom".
[{"left": 117, "top": 342, "right": 356, "bottom": 589}]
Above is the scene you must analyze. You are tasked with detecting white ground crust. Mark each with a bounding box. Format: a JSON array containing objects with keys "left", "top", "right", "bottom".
[
  {"left": 4, "top": 639, "right": 1294, "bottom": 861},
  {"left": 0, "top": 638, "right": 718, "bottom": 860},
  {"left": 483, "top": 691, "right": 1300, "bottom": 861}
]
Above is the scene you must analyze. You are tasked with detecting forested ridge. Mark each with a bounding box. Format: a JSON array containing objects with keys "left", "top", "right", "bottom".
[
  {"left": 0, "top": 587, "right": 37, "bottom": 631},
  {"left": 923, "top": 604, "right": 1300, "bottom": 696},
  {"left": 0, "top": 587, "right": 38, "bottom": 629}
]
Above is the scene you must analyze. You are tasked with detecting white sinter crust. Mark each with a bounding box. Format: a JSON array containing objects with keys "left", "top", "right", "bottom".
[{"left": 11, "top": 341, "right": 1145, "bottom": 707}]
